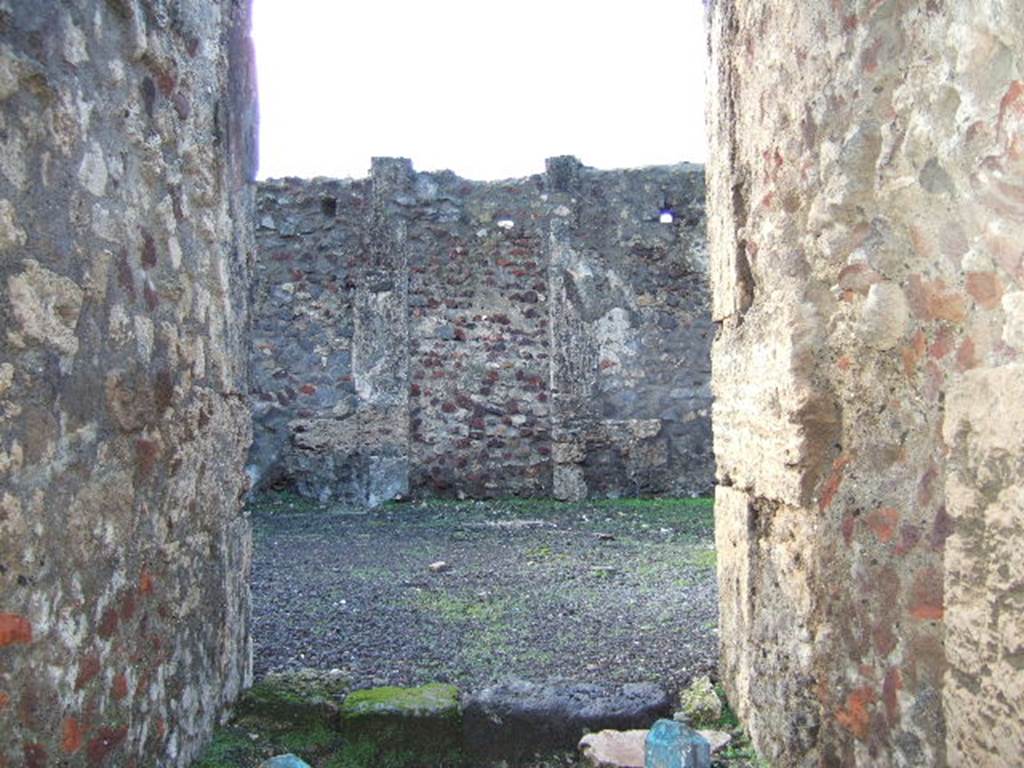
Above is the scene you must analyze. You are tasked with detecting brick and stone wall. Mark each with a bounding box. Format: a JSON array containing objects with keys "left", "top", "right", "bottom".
[
  {"left": 0, "top": 2, "right": 257, "bottom": 766},
  {"left": 708, "top": 1, "right": 1024, "bottom": 766},
  {"left": 250, "top": 158, "right": 713, "bottom": 503}
]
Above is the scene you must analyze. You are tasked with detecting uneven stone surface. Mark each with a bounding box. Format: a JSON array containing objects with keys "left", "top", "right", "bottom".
[
  {"left": 235, "top": 669, "right": 348, "bottom": 730},
  {"left": 0, "top": 2, "right": 256, "bottom": 766},
  {"left": 249, "top": 159, "right": 712, "bottom": 504},
  {"left": 249, "top": 496, "right": 719, "bottom": 694},
  {"left": 708, "top": 1, "right": 1024, "bottom": 766},
  {"left": 463, "top": 679, "right": 672, "bottom": 763},
  {"left": 675, "top": 676, "right": 722, "bottom": 726},
  {"left": 579, "top": 729, "right": 647, "bottom": 768},
  {"left": 340, "top": 683, "right": 462, "bottom": 766}
]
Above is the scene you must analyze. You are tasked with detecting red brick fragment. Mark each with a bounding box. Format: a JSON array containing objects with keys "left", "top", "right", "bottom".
[
  {"left": 76, "top": 655, "right": 101, "bottom": 690},
  {"left": 966, "top": 272, "right": 1004, "bottom": 309},
  {"left": 865, "top": 507, "right": 899, "bottom": 543},
  {"left": 112, "top": 673, "right": 129, "bottom": 700},
  {"left": 87, "top": 726, "right": 128, "bottom": 766},
  {"left": 909, "top": 567, "right": 944, "bottom": 620},
  {"left": 0, "top": 614, "right": 31, "bottom": 646},
  {"left": 819, "top": 454, "right": 850, "bottom": 512},
  {"left": 138, "top": 569, "right": 155, "bottom": 596},
  {"left": 62, "top": 716, "right": 84, "bottom": 754},
  {"left": 22, "top": 743, "right": 46, "bottom": 768},
  {"left": 836, "top": 686, "right": 876, "bottom": 741},
  {"left": 906, "top": 275, "right": 967, "bottom": 322},
  {"left": 882, "top": 668, "right": 902, "bottom": 726},
  {"left": 98, "top": 607, "right": 119, "bottom": 639}
]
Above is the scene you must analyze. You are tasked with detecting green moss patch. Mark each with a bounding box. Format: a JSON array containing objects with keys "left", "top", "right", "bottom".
[
  {"left": 339, "top": 684, "right": 462, "bottom": 767},
  {"left": 236, "top": 669, "right": 349, "bottom": 731}
]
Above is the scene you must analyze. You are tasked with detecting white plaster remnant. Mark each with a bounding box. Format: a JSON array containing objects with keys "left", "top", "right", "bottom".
[
  {"left": 858, "top": 281, "right": 909, "bottom": 350},
  {"left": 0, "top": 46, "right": 20, "bottom": 101},
  {"left": 0, "top": 363, "right": 13, "bottom": 396},
  {"left": 0, "top": 199, "right": 26, "bottom": 251},
  {"left": 78, "top": 142, "right": 108, "bottom": 196},
  {"left": 1002, "top": 291, "right": 1024, "bottom": 350},
  {"left": 7, "top": 260, "right": 84, "bottom": 357},
  {"left": 61, "top": 15, "right": 89, "bottom": 65}
]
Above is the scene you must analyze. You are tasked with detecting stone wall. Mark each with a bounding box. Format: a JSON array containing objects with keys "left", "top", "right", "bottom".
[
  {"left": 708, "top": 1, "right": 1024, "bottom": 766},
  {"left": 250, "top": 158, "right": 713, "bottom": 503},
  {"left": 0, "top": 2, "right": 256, "bottom": 766}
]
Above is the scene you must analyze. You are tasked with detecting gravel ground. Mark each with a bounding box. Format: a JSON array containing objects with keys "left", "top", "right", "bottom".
[{"left": 250, "top": 494, "right": 719, "bottom": 701}]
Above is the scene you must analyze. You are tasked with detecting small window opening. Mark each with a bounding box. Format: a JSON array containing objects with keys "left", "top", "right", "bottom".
[
  {"left": 659, "top": 209, "right": 674, "bottom": 224},
  {"left": 321, "top": 196, "right": 338, "bottom": 217},
  {"left": 497, "top": 219, "right": 515, "bottom": 230}
]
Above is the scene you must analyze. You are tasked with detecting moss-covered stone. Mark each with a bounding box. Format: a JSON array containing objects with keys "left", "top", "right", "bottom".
[
  {"left": 236, "top": 669, "right": 349, "bottom": 731},
  {"left": 675, "top": 676, "right": 722, "bottom": 727},
  {"left": 339, "top": 684, "right": 462, "bottom": 767}
]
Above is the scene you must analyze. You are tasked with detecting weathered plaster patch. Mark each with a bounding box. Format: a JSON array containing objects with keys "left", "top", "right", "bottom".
[{"left": 7, "top": 260, "right": 83, "bottom": 356}]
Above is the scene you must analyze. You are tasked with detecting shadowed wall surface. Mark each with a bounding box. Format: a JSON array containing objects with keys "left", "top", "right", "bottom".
[
  {"left": 0, "top": 2, "right": 256, "bottom": 765},
  {"left": 250, "top": 158, "right": 714, "bottom": 504}
]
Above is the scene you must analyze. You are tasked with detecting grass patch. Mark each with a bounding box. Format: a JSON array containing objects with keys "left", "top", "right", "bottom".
[
  {"left": 193, "top": 727, "right": 262, "bottom": 768},
  {"left": 687, "top": 547, "right": 717, "bottom": 570},
  {"left": 708, "top": 683, "right": 774, "bottom": 768},
  {"left": 276, "top": 722, "right": 343, "bottom": 754},
  {"left": 248, "top": 490, "right": 330, "bottom": 516},
  {"left": 410, "top": 592, "right": 510, "bottom": 624},
  {"left": 587, "top": 496, "right": 712, "bottom": 512}
]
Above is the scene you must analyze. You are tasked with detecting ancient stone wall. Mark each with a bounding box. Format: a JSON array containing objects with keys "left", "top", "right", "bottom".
[
  {"left": 251, "top": 158, "right": 713, "bottom": 503},
  {"left": 0, "top": 2, "right": 256, "bottom": 766},
  {"left": 708, "top": 1, "right": 1024, "bottom": 766}
]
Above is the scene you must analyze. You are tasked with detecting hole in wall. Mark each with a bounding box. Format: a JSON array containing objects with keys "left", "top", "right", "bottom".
[{"left": 321, "top": 196, "right": 337, "bottom": 217}]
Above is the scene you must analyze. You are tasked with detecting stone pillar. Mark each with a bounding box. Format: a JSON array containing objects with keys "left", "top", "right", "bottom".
[
  {"left": 353, "top": 158, "right": 412, "bottom": 505},
  {"left": 0, "top": 1, "right": 256, "bottom": 766},
  {"left": 708, "top": 1, "right": 1024, "bottom": 765},
  {"left": 545, "top": 155, "right": 596, "bottom": 501}
]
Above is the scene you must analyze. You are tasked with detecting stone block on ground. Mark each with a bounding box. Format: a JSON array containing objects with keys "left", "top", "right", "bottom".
[
  {"left": 645, "top": 720, "right": 710, "bottom": 768},
  {"left": 339, "top": 683, "right": 461, "bottom": 766},
  {"left": 674, "top": 676, "right": 721, "bottom": 726},
  {"left": 579, "top": 727, "right": 730, "bottom": 767},
  {"left": 236, "top": 668, "right": 349, "bottom": 730},
  {"left": 463, "top": 679, "right": 671, "bottom": 763},
  {"left": 579, "top": 728, "right": 647, "bottom": 767}
]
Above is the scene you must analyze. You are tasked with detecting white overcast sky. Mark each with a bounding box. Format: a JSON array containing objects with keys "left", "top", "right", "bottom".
[{"left": 252, "top": 1, "right": 708, "bottom": 181}]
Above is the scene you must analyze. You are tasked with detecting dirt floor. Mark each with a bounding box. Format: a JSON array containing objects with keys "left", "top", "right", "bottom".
[{"left": 250, "top": 493, "right": 719, "bottom": 700}]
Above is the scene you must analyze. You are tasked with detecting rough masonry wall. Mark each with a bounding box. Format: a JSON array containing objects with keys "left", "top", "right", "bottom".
[
  {"left": 251, "top": 159, "right": 713, "bottom": 503},
  {"left": 0, "top": 2, "right": 257, "bottom": 766},
  {"left": 708, "top": 1, "right": 1024, "bottom": 766}
]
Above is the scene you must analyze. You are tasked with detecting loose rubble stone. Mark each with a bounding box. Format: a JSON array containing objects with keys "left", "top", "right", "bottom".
[
  {"left": 340, "top": 683, "right": 461, "bottom": 765},
  {"left": 579, "top": 727, "right": 730, "bottom": 767},
  {"left": 462, "top": 679, "right": 671, "bottom": 762},
  {"left": 236, "top": 669, "right": 349, "bottom": 730},
  {"left": 698, "top": 730, "right": 732, "bottom": 754},
  {"left": 579, "top": 729, "right": 647, "bottom": 768},
  {"left": 675, "top": 676, "right": 722, "bottom": 726}
]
